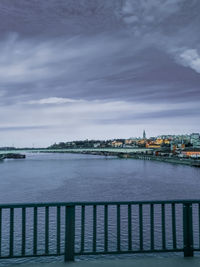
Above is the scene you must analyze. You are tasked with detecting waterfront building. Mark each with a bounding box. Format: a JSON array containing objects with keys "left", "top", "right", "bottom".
[
  {"left": 171, "top": 144, "right": 177, "bottom": 152},
  {"left": 190, "top": 133, "right": 200, "bottom": 148},
  {"left": 111, "top": 141, "right": 123, "bottom": 148},
  {"left": 146, "top": 143, "right": 161, "bottom": 149},
  {"left": 177, "top": 143, "right": 185, "bottom": 149},
  {"left": 125, "top": 139, "right": 135, "bottom": 145},
  {"left": 137, "top": 139, "right": 146, "bottom": 146},
  {"left": 163, "top": 139, "right": 170, "bottom": 145},
  {"left": 181, "top": 150, "right": 200, "bottom": 158},
  {"left": 155, "top": 138, "right": 163, "bottom": 145}
]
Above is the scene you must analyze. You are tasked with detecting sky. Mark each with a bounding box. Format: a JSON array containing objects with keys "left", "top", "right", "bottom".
[{"left": 0, "top": 0, "right": 200, "bottom": 147}]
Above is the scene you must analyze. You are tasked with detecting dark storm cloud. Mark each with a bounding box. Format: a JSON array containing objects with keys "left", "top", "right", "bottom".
[
  {"left": 94, "top": 106, "right": 200, "bottom": 125},
  {"left": 0, "top": 0, "right": 200, "bottom": 145},
  {"left": 1, "top": 34, "right": 200, "bottom": 105},
  {"left": 0, "top": 0, "right": 122, "bottom": 37}
]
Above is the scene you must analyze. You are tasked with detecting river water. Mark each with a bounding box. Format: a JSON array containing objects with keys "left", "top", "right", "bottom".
[
  {"left": 0, "top": 153, "right": 200, "bottom": 265},
  {"left": 0, "top": 152, "right": 200, "bottom": 203}
]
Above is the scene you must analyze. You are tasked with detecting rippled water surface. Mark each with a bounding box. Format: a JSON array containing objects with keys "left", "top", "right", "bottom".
[
  {"left": 0, "top": 153, "right": 200, "bottom": 203},
  {"left": 0, "top": 153, "right": 200, "bottom": 265}
]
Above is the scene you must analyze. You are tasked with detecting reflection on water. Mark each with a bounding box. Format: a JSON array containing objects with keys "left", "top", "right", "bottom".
[{"left": 0, "top": 153, "right": 200, "bottom": 265}]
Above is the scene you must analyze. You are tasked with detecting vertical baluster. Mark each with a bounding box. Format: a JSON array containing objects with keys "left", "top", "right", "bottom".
[
  {"left": 104, "top": 205, "right": 108, "bottom": 252},
  {"left": 199, "top": 203, "right": 200, "bottom": 249},
  {"left": 57, "top": 206, "right": 61, "bottom": 254},
  {"left": 81, "top": 205, "right": 85, "bottom": 252},
  {"left": 139, "top": 204, "right": 143, "bottom": 251},
  {"left": 93, "top": 205, "right": 97, "bottom": 252},
  {"left": 183, "top": 203, "right": 193, "bottom": 257},
  {"left": 172, "top": 203, "right": 176, "bottom": 249},
  {"left": 9, "top": 208, "right": 14, "bottom": 257},
  {"left": 0, "top": 208, "right": 2, "bottom": 257},
  {"left": 33, "top": 207, "right": 37, "bottom": 255},
  {"left": 45, "top": 206, "right": 49, "bottom": 254},
  {"left": 161, "top": 204, "right": 166, "bottom": 250},
  {"left": 22, "top": 207, "right": 26, "bottom": 256},
  {"left": 65, "top": 205, "right": 75, "bottom": 261},
  {"left": 150, "top": 204, "right": 154, "bottom": 250},
  {"left": 117, "top": 205, "right": 120, "bottom": 251},
  {"left": 128, "top": 204, "right": 132, "bottom": 251}
]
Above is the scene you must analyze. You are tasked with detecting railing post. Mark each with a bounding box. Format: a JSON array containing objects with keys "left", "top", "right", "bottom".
[
  {"left": 183, "top": 203, "right": 193, "bottom": 257},
  {"left": 65, "top": 205, "right": 75, "bottom": 262}
]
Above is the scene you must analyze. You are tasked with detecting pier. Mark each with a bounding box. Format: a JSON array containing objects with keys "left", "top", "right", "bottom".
[{"left": 0, "top": 153, "right": 26, "bottom": 160}]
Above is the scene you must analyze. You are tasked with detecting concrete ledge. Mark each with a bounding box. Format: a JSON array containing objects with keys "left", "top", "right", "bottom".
[{"left": 7, "top": 257, "right": 200, "bottom": 267}]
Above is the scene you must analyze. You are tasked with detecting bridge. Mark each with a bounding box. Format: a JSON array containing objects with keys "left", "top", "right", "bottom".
[{"left": 0, "top": 199, "right": 199, "bottom": 266}]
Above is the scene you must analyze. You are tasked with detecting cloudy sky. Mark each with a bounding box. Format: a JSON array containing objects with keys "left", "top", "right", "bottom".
[{"left": 0, "top": 0, "right": 200, "bottom": 147}]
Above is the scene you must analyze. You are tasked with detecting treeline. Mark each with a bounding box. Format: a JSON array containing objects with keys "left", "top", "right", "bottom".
[{"left": 48, "top": 139, "right": 126, "bottom": 149}]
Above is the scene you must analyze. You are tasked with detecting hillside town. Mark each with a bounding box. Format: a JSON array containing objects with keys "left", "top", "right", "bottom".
[{"left": 49, "top": 131, "right": 200, "bottom": 159}]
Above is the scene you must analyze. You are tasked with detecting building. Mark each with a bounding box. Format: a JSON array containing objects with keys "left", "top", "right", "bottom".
[
  {"left": 93, "top": 143, "right": 101, "bottom": 148},
  {"left": 146, "top": 143, "right": 161, "bottom": 149},
  {"left": 125, "top": 139, "right": 134, "bottom": 145},
  {"left": 143, "top": 130, "right": 146, "bottom": 139},
  {"left": 181, "top": 151, "right": 200, "bottom": 158},
  {"left": 155, "top": 138, "right": 163, "bottom": 145},
  {"left": 190, "top": 133, "right": 200, "bottom": 148},
  {"left": 111, "top": 141, "right": 123, "bottom": 148}
]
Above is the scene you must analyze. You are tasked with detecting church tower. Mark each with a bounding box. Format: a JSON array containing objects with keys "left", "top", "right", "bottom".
[{"left": 143, "top": 130, "right": 146, "bottom": 139}]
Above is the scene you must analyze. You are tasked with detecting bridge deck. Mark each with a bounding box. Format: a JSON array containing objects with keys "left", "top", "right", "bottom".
[{"left": 7, "top": 257, "right": 200, "bottom": 267}]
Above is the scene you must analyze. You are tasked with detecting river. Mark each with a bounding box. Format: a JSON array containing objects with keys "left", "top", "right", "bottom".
[
  {"left": 0, "top": 153, "right": 200, "bottom": 266},
  {"left": 0, "top": 152, "right": 200, "bottom": 203}
]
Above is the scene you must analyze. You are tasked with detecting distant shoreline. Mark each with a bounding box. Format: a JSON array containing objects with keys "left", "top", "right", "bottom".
[
  {"left": 37, "top": 149, "right": 200, "bottom": 168},
  {"left": 0, "top": 149, "right": 199, "bottom": 167}
]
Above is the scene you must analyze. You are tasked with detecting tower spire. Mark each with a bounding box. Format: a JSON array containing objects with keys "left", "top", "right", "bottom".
[{"left": 143, "top": 130, "right": 146, "bottom": 139}]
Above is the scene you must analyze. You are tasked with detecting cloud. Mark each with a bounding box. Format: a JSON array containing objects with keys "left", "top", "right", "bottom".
[
  {"left": 0, "top": 0, "right": 122, "bottom": 37},
  {"left": 0, "top": 0, "right": 200, "bottom": 107},
  {"left": 28, "top": 97, "right": 81, "bottom": 105},
  {"left": 0, "top": 0, "right": 200, "bottom": 145},
  {"left": 121, "top": 0, "right": 182, "bottom": 33},
  {"left": 0, "top": 97, "right": 199, "bottom": 146},
  {"left": 0, "top": 125, "right": 51, "bottom": 131},
  {"left": 0, "top": 34, "right": 87, "bottom": 84},
  {"left": 121, "top": 0, "right": 200, "bottom": 75},
  {"left": 178, "top": 49, "right": 200, "bottom": 73},
  {"left": 0, "top": 32, "right": 200, "bottom": 107},
  {"left": 0, "top": 90, "right": 5, "bottom": 97}
]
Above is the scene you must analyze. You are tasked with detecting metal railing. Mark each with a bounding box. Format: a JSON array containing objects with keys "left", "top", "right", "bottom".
[{"left": 0, "top": 200, "right": 199, "bottom": 262}]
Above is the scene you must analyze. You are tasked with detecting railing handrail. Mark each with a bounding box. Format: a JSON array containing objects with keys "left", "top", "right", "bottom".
[
  {"left": 0, "top": 199, "right": 200, "bottom": 208},
  {"left": 0, "top": 199, "right": 198, "bottom": 261}
]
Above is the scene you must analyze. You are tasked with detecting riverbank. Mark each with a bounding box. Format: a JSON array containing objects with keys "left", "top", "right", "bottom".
[
  {"left": 118, "top": 153, "right": 200, "bottom": 167},
  {"left": 38, "top": 149, "right": 200, "bottom": 168},
  {"left": 0, "top": 148, "right": 199, "bottom": 167},
  {"left": 80, "top": 151, "right": 200, "bottom": 167}
]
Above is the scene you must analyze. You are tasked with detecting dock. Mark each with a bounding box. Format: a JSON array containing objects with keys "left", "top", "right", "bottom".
[{"left": 0, "top": 153, "right": 26, "bottom": 160}]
